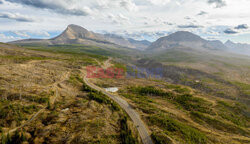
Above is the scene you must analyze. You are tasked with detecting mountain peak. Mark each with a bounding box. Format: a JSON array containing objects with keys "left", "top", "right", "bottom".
[
  {"left": 147, "top": 31, "right": 230, "bottom": 51},
  {"left": 225, "top": 40, "right": 234, "bottom": 44},
  {"left": 164, "top": 31, "right": 205, "bottom": 42},
  {"left": 67, "top": 24, "right": 87, "bottom": 31},
  {"left": 66, "top": 24, "right": 89, "bottom": 34},
  {"left": 53, "top": 24, "right": 97, "bottom": 40}
]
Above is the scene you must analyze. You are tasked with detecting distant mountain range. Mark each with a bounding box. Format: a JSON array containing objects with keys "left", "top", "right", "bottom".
[
  {"left": 9, "top": 24, "right": 250, "bottom": 56},
  {"left": 147, "top": 31, "right": 228, "bottom": 51},
  {"left": 10, "top": 24, "right": 150, "bottom": 50},
  {"left": 225, "top": 40, "right": 250, "bottom": 56},
  {"left": 147, "top": 31, "right": 250, "bottom": 56}
]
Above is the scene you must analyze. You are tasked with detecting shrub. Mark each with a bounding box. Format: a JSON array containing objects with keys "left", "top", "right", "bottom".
[
  {"left": 128, "top": 86, "right": 169, "bottom": 97},
  {"left": 1, "top": 131, "right": 27, "bottom": 144},
  {"left": 174, "top": 94, "right": 213, "bottom": 114},
  {"left": 217, "top": 101, "right": 248, "bottom": 127},
  {"left": 120, "top": 116, "right": 138, "bottom": 144},
  {"left": 22, "top": 105, "right": 38, "bottom": 114},
  {"left": 82, "top": 83, "right": 97, "bottom": 93},
  {"left": 151, "top": 132, "right": 173, "bottom": 144},
  {"left": 87, "top": 92, "right": 120, "bottom": 111},
  {"left": 166, "top": 85, "right": 191, "bottom": 94},
  {"left": 0, "top": 104, "right": 38, "bottom": 127},
  {"left": 69, "top": 74, "right": 84, "bottom": 85},
  {"left": 84, "top": 82, "right": 120, "bottom": 111},
  {"left": 190, "top": 111, "right": 248, "bottom": 135},
  {"left": 148, "top": 113, "right": 207, "bottom": 144}
]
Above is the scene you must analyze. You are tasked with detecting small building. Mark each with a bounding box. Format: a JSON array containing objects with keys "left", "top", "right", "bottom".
[{"left": 105, "top": 87, "right": 119, "bottom": 93}]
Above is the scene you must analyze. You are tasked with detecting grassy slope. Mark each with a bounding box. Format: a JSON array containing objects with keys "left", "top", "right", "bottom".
[
  {"left": 93, "top": 78, "right": 250, "bottom": 144},
  {"left": 4, "top": 42, "right": 250, "bottom": 143},
  {"left": 141, "top": 48, "right": 250, "bottom": 105},
  {"left": 18, "top": 44, "right": 141, "bottom": 61},
  {"left": 0, "top": 43, "right": 140, "bottom": 144}
]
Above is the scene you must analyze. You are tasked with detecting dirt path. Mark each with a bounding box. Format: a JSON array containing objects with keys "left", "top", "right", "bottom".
[
  {"left": 103, "top": 58, "right": 112, "bottom": 69},
  {"left": 5, "top": 63, "right": 70, "bottom": 135}
]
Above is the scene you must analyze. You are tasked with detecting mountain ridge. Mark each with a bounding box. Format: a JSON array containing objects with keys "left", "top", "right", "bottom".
[
  {"left": 224, "top": 40, "right": 250, "bottom": 56},
  {"left": 9, "top": 24, "right": 150, "bottom": 50},
  {"left": 8, "top": 25, "right": 250, "bottom": 56},
  {"left": 147, "top": 31, "right": 228, "bottom": 51}
]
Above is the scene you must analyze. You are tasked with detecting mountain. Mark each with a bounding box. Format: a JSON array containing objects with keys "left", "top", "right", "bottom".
[
  {"left": 103, "top": 34, "right": 150, "bottom": 50},
  {"left": 9, "top": 24, "right": 110, "bottom": 46},
  {"left": 225, "top": 40, "right": 250, "bottom": 56},
  {"left": 207, "top": 40, "right": 228, "bottom": 50},
  {"left": 9, "top": 24, "right": 150, "bottom": 49},
  {"left": 147, "top": 31, "right": 227, "bottom": 51},
  {"left": 51, "top": 24, "right": 108, "bottom": 44},
  {"left": 128, "top": 38, "right": 151, "bottom": 50}
]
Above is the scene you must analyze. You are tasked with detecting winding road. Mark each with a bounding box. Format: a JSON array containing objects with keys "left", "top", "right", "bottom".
[{"left": 83, "top": 70, "right": 153, "bottom": 144}]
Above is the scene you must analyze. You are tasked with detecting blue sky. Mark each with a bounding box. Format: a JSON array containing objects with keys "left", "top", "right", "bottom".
[{"left": 0, "top": 0, "right": 249, "bottom": 44}]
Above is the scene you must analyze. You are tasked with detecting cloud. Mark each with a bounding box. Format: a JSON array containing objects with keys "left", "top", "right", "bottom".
[
  {"left": 107, "top": 13, "right": 130, "bottom": 25},
  {"left": 120, "top": 0, "right": 138, "bottom": 11},
  {"left": 31, "top": 31, "right": 50, "bottom": 37},
  {"left": 207, "top": 0, "right": 226, "bottom": 8},
  {"left": 11, "top": 30, "right": 51, "bottom": 38},
  {"left": 0, "top": 12, "right": 34, "bottom": 22},
  {"left": 0, "top": 33, "right": 21, "bottom": 42},
  {"left": 118, "top": 13, "right": 129, "bottom": 21},
  {"left": 11, "top": 31, "right": 30, "bottom": 37},
  {"left": 110, "top": 30, "right": 170, "bottom": 41},
  {"left": 197, "top": 11, "right": 208, "bottom": 16},
  {"left": 5, "top": 0, "right": 91, "bottom": 16},
  {"left": 0, "top": 0, "right": 3, "bottom": 4},
  {"left": 163, "top": 22, "right": 174, "bottom": 26},
  {"left": 178, "top": 24, "right": 203, "bottom": 29},
  {"left": 184, "top": 16, "right": 191, "bottom": 20},
  {"left": 235, "top": 24, "right": 248, "bottom": 30},
  {"left": 145, "top": 0, "right": 171, "bottom": 6},
  {"left": 224, "top": 28, "right": 238, "bottom": 34}
]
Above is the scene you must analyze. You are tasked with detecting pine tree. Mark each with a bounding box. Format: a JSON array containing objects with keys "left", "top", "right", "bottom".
[
  {"left": 47, "top": 100, "right": 51, "bottom": 109},
  {"left": 1, "top": 133, "right": 6, "bottom": 144},
  {"left": 6, "top": 133, "right": 11, "bottom": 144}
]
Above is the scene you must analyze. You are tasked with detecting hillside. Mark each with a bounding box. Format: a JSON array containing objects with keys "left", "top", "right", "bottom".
[
  {"left": 0, "top": 40, "right": 250, "bottom": 143},
  {"left": 2, "top": 27, "right": 250, "bottom": 144},
  {"left": 91, "top": 68, "right": 250, "bottom": 144},
  {"left": 0, "top": 43, "right": 140, "bottom": 144}
]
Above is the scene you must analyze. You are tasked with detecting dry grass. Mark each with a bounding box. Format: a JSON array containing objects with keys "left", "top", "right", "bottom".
[
  {"left": 93, "top": 75, "right": 250, "bottom": 144},
  {"left": 0, "top": 43, "right": 139, "bottom": 144}
]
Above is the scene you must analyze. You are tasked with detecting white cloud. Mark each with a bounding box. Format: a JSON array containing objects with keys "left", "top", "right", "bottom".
[
  {"left": 12, "top": 31, "right": 29, "bottom": 37},
  {"left": 0, "top": 12, "right": 34, "bottom": 22},
  {"left": 11, "top": 30, "right": 51, "bottom": 37},
  {"left": 107, "top": 13, "right": 130, "bottom": 25},
  {"left": 0, "top": 0, "right": 249, "bottom": 43},
  {"left": 0, "top": 33, "right": 21, "bottom": 42},
  {"left": 120, "top": 0, "right": 138, "bottom": 11},
  {"left": 145, "top": 0, "right": 171, "bottom": 5},
  {"left": 207, "top": 0, "right": 226, "bottom": 8}
]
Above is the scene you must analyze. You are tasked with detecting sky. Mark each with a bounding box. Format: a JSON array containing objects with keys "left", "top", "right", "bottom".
[{"left": 0, "top": 0, "right": 250, "bottom": 43}]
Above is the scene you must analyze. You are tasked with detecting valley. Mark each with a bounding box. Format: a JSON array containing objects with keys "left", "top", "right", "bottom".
[{"left": 0, "top": 24, "right": 250, "bottom": 144}]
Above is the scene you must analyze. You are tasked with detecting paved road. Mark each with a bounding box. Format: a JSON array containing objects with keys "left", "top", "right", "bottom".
[{"left": 83, "top": 74, "right": 153, "bottom": 144}]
